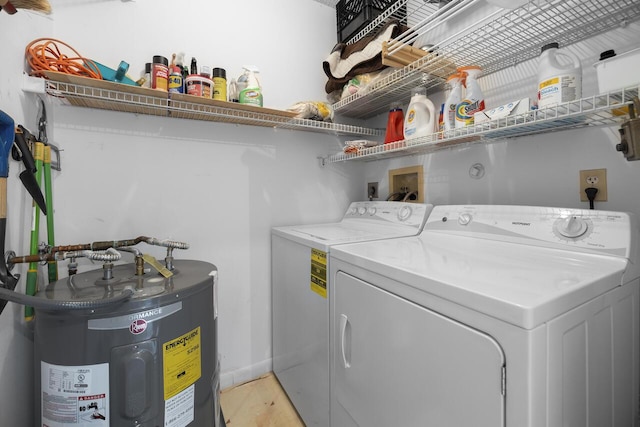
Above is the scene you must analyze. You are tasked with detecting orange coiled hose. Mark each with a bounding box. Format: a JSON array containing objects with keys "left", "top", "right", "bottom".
[{"left": 25, "top": 38, "right": 102, "bottom": 79}]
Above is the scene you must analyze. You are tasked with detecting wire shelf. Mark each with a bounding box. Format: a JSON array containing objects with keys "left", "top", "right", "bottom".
[
  {"left": 324, "top": 84, "right": 639, "bottom": 163},
  {"left": 333, "top": 0, "right": 640, "bottom": 118},
  {"left": 42, "top": 80, "right": 382, "bottom": 137}
]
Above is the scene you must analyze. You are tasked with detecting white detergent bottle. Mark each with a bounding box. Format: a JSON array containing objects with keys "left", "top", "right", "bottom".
[
  {"left": 404, "top": 87, "right": 436, "bottom": 144},
  {"left": 239, "top": 65, "right": 263, "bottom": 107},
  {"left": 455, "top": 65, "right": 485, "bottom": 128},
  {"left": 537, "top": 42, "right": 582, "bottom": 109},
  {"left": 444, "top": 72, "right": 464, "bottom": 132}
]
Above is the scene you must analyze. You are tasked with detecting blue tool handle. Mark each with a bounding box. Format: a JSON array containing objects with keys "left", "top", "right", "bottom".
[{"left": 0, "top": 110, "right": 14, "bottom": 178}]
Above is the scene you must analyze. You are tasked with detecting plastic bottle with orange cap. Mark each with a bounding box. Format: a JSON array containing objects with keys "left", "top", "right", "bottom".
[{"left": 453, "top": 65, "right": 485, "bottom": 129}]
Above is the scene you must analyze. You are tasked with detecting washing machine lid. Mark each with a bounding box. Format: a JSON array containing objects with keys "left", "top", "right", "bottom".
[
  {"left": 272, "top": 201, "right": 432, "bottom": 248},
  {"left": 331, "top": 234, "right": 627, "bottom": 329},
  {"left": 331, "top": 205, "right": 638, "bottom": 329}
]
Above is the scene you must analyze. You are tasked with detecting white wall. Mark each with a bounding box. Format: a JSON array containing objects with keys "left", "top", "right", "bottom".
[
  {"left": 0, "top": 0, "right": 359, "bottom": 423},
  {"left": 0, "top": 9, "right": 54, "bottom": 427}
]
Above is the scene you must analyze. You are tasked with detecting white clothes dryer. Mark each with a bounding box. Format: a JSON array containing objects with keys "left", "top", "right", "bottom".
[
  {"left": 272, "top": 201, "right": 432, "bottom": 427},
  {"left": 330, "top": 205, "right": 640, "bottom": 427}
]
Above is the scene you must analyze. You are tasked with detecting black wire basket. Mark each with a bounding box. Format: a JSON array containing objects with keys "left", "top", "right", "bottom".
[{"left": 336, "top": 0, "right": 397, "bottom": 43}]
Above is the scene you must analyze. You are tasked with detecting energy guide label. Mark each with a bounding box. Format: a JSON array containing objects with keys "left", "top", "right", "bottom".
[
  {"left": 41, "top": 361, "right": 109, "bottom": 426},
  {"left": 163, "top": 327, "right": 202, "bottom": 400},
  {"left": 310, "top": 248, "right": 327, "bottom": 298}
]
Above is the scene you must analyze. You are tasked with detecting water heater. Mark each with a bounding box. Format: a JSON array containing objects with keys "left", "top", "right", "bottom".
[{"left": 33, "top": 259, "right": 222, "bottom": 427}]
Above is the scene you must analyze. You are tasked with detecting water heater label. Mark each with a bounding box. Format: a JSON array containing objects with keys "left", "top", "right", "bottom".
[
  {"left": 164, "top": 384, "right": 195, "bottom": 427},
  {"left": 40, "top": 361, "right": 109, "bottom": 426},
  {"left": 310, "top": 249, "right": 327, "bottom": 298},
  {"left": 163, "top": 327, "right": 202, "bottom": 400}
]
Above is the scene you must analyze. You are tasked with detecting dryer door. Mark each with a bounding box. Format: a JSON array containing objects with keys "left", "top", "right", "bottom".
[{"left": 333, "top": 272, "right": 506, "bottom": 427}]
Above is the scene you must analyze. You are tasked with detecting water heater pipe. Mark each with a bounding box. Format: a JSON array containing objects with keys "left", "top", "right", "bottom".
[
  {"left": 9, "top": 236, "right": 189, "bottom": 264},
  {"left": 0, "top": 285, "right": 133, "bottom": 310}
]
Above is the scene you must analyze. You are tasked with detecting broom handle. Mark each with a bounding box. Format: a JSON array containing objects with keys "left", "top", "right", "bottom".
[
  {"left": 24, "top": 142, "right": 44, "bottom": 320},
  {"left": 43, "top": 145, "right": 57, "bottom": 283}
]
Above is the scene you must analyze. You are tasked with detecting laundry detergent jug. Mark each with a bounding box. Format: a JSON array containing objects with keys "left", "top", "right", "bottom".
[
  {"left": 403, "top": 87, "right": 436, "bottom": 143},
  {"left": 537, "top": 42, "right": 582, "bottom": 109},
  {"left": 384, "top": 102, "right": 405, "bottom": 145}
]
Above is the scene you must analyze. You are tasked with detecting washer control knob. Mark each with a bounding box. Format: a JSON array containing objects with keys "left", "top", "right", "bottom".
[
  {"left": 397, "top": 205, "right": 412, "bottom": 221},
  {"left": 357, "top": 206, "right": 367, "bottom": 215},
  {"left": 348, "top": 207, "right": 357, "bottom": 215},
  {"left": 367, "top": 207, "right": 377, "bottom": 216},
  {"left": 556, "top": 216, "right": 588, "bottom": 238},
  {"left": 458, "top": 213, "right": 472, "bottom": 225}
]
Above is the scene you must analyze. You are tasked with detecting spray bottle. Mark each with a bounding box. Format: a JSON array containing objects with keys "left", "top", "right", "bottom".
[
  {"left": 404, "top": 87, "right": 436, "bottom": 143},
  {"left": 444, "top": 72, "right": 464, "bottom": 132},
  {"left": 455, "top": 66, "right": 485, "bottom": 128},
  {"left": 239, "top": 66, "right": 263, "bottom": 107}
]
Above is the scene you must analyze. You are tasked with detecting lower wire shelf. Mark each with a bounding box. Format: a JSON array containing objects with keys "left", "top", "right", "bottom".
[
  {"left": 31, "top": 74, "right": 383, "bottom": 138},
  {"left": 324, "top": 84, "right": 639, "bottom": 164}
]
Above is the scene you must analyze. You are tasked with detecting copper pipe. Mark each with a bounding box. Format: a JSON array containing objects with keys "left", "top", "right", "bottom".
[{"left": 8, "top": 236, "right": 151, "bottom": 265}]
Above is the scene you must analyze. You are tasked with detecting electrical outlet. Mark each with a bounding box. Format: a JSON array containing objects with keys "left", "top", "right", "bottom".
[
  {"left": 579, "top": 168, "right": 607, "bottom": 202},
  {"left": 368, "top": 182, "right": 379, "bottom": 200}
]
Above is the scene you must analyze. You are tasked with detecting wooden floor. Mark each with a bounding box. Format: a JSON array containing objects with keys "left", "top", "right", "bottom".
[{"left": 220, "top": 372, "right": 305, "bottom": 427}]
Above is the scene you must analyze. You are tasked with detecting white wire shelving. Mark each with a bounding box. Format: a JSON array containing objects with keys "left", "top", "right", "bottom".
[
  {"left": 324, "top": 85, "right": 639, "bottom": 164},
  {"left": 332, "top": 0, "right": 640, "bottom": 118},
  {"left": 26, "top": 0, "right": 640, "bottom": 158},
  {"left": 38, "top": 78, "right": 383, "bottom": 138}
]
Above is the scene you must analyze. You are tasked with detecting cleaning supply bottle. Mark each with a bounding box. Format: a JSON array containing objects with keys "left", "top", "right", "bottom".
[
  {"left": 455, "top": 66, "right": 484, "bottom": 128},
  {"left": 537, "top": 42, "right": 582, "bottom": 109},
  {"left": 168, "top": 66, "right": 184, "bottom": 94},
  {"left": 403, "top": 87, "right": 436, "bottom": 143},
  {"left": 444, "top": 72, "right": 464, "bottom": 131},
  {"left": 384, "top": 102, "right": 404, "bottom": 145},
  {"left": 239, "top": 66, "right": 263, "bottom": 107}
]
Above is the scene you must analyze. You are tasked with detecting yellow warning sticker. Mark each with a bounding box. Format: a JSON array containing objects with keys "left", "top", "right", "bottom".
[
  {"left": 163, "top": 327, "right": 201, "bottom": 400},
  {"left": 539, "top": 77, "right": 559, "bottom": 89},
  {"left": 310, "top": 249, "right": 327, "bottom": 298}
]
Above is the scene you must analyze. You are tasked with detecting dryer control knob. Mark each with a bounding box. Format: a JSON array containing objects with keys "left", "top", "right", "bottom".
[
  {"left": 556, "top": 216, "right": 588, "bottom": 238},
  {"left": 367, "top": 207, "right": 377, "bottom": 216},
  {"left": 357, "top": 207, "right": 367, "bottom": 215},
  {"left": 397, "top": 205, "right": 412, "bottom": 221},
  {"left": 458, "top": 213, "right": 472, "bottom": 225}
]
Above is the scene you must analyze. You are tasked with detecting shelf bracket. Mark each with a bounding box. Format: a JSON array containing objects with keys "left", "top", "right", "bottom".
[{"left": 22, "top": 74, "right": 46, "bottom": 94}]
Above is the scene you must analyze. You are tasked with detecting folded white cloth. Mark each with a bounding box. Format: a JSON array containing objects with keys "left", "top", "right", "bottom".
[{"left": 324, "top": 23, "right": 398, "bottom": 80}]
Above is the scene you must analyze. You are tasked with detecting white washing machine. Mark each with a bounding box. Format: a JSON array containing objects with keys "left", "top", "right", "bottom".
[
  {"left": 272, "top": 201, "right": 433, "bottom": 427},
  {"left": 329, "top": 205, "right": 640, "bottom": 427}
]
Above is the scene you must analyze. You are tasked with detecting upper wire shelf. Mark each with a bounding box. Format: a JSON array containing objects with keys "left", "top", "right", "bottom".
[
  {"left": 333, "top": 0, "right": 640, "bottom": 118},
  {"left": 325, "top": 85, "right": 639, "bottom": 163}
]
